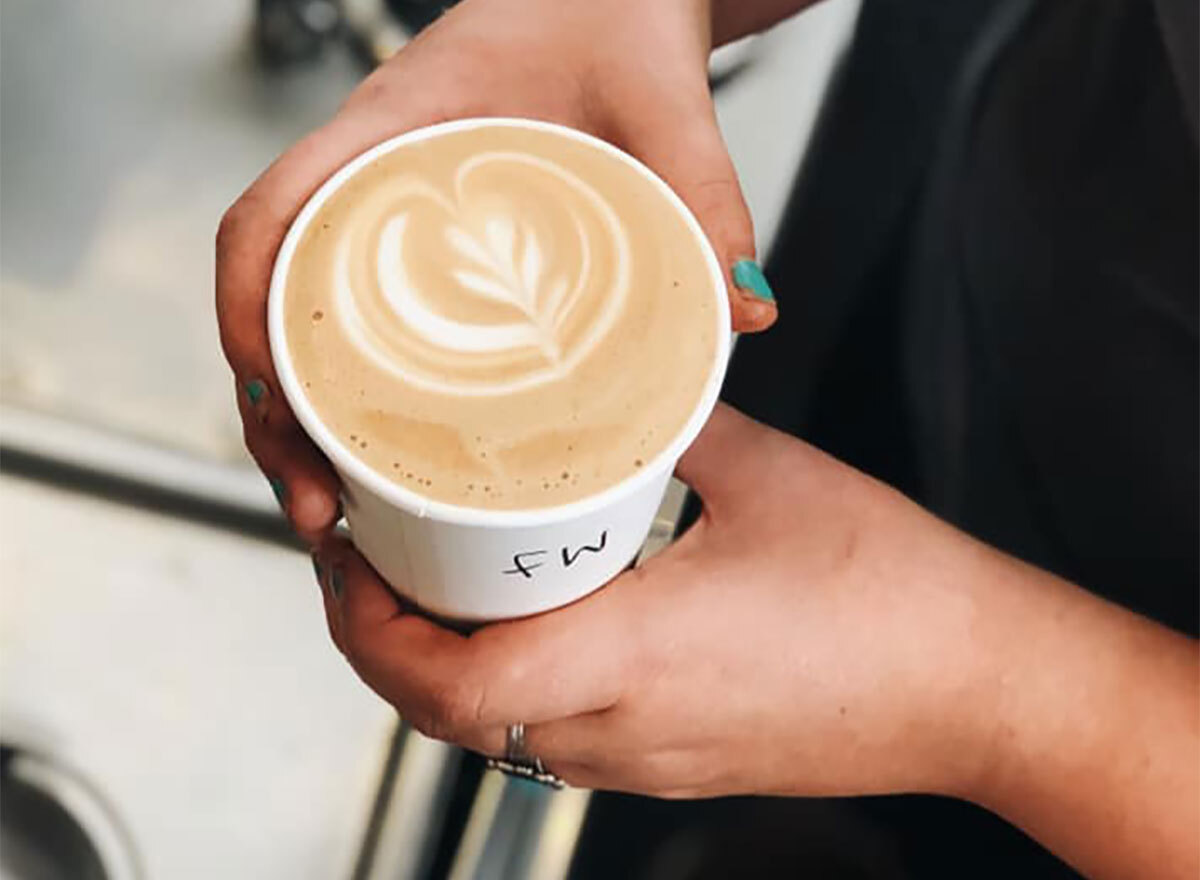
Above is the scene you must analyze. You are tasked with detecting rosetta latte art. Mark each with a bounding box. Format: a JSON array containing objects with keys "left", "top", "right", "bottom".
[
  {"left": 284, "top": 123, "right": 720, "bottom": 509},
  {"left": 333, "top": 151, "right": 632, "bottom": 397}
]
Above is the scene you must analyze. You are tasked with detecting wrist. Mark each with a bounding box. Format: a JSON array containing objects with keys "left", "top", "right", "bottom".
[
  {"left": 923, "top": 541, "right": 1200, "bottom": 879},
  {"left": 926, "top": 540, "right": 1126, "bottom": 807},
  {"left": 891, "top": 529, "right": 1032, "bottom": 802}
]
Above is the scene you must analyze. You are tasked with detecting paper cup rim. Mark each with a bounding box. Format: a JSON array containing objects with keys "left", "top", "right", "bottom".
[{"left": 268, "top": 117, "right": 730, "bottom": 528}]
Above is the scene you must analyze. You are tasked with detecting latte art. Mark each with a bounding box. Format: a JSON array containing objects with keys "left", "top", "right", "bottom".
[
  {"left": 283, "top": 122, "right": 721, "bottom": 510},
  {"left": 335, "top": 151, "right": 632, "bottom": 396}
]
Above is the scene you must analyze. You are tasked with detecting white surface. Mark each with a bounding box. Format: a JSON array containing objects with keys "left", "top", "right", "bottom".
[{"left": 0, "top": 475, "right": 397, "bottom": 879}]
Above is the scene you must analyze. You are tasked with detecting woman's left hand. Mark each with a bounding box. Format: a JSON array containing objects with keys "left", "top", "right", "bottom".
[{"left": 313, "top": 403, "right": 996, "bottom": 798}]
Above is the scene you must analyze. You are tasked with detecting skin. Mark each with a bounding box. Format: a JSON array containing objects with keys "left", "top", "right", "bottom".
[
  {"left": 217, "top": 0, "right": 775, "bottom": 546},
  {"left": 215, "top": 1, "right": 1199, "bottom": 877}
]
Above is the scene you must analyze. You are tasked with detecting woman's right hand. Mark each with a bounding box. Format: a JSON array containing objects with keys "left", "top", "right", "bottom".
[{"left": 216, "top": 0, "right": 777, "bottom": 545}]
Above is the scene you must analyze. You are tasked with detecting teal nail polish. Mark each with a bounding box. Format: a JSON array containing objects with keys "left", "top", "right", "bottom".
[
  {"left": 245, "top": 379, "right": 269, "bottom": 405},
  {"left": 732, "top": 259, "right": 775, "bottom": 302},
  {"left": 269, "top": 477, "right": 286, "bottom": 505},
  {"left": 330, "top": 566, "right": 345, "bottom": 600}
]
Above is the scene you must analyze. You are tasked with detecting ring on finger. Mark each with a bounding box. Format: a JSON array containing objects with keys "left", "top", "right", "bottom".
[{"left": 485, "top": 722, "right": 564, "bottom": 789}]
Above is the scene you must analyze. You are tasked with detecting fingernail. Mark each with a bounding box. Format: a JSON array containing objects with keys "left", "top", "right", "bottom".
[
  {"left": 330, "top": 565, "right": 345, "bottom": 600},
  {"left": 269, "top": 476, "right": 287, "bottom": 506},
  {"left": 311, "top": 554, "right": 323, "bottom": 587},
  {"left": 245, "top": 378, "right": 269, "bottom": 404},
  {"left": 732, "top": 258, "right": 774, "bottom": 302}
]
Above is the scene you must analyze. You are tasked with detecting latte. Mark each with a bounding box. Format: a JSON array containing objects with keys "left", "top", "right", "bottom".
[{"left": 282, "top": 121, "right": 721, "bottom": 510}]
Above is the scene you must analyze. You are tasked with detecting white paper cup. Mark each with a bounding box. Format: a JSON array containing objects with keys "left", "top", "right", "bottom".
[{"left": 268, "top": 118, "right": 730, "bottom": 623}]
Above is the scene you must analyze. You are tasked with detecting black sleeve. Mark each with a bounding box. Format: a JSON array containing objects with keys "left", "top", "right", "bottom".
[{"left": 1151, "top": 0, "right": 1198, "bottom": 138}]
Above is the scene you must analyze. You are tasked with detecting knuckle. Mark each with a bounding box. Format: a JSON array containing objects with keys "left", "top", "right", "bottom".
[
  {"left": 240, "top": 423, "right": 273, "bottom": 468},
  {"left": 642, "top": 748, "right": 729, "bottom": 800},
  {"left": 340, "top": 635, "right": 372, "bottom": 673},
  {"left": 654, "top": 784, "right": 704, "bottom": 800},
  {"left": 686, "top": 177, "right": 754, "bottom": 251},
  {"left": 553, "top": 764, "right": 593, "bottom": 790},
  {"left": 632, "top": 749, "right": 692, "bottom": 795},
  {"left": 240, "top": 419, "right": 259, "bottom": 448},
  {"left": 338, "top": 623, "right": 385, "bottom": 676},
  {"left": 215, "top": 202, "right": 247, "bottom": 255},
  {"left": 467, "top": 636, "right": 525, "bottom": 713},
  {"left": 342, "top": 71, "right": 390, "bottom": 112},
  {"left": 691, "top": 175, "right": 740, "bottom": 201},
  {"left": 423, "top": 676, "right": 486, "bottom": 741},
  {"left": 404, "top": 707, "right": 442, "bottom": 741}
]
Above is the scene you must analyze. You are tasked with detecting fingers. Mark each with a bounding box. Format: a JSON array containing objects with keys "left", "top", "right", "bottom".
[
  {"left": 309, "top": 545, "right": 696, "bottom": 795},
  {"left": 218, "top": 101, "right": 435, "bottom": 543},
  {"left": 239, "top": 388, "right": 341, "bottom": 540},
  {"left": 314, "top": 537, "right": 477, "bottom": 737},
  {"left": 612, "top": 87, "right": 778, "bottom": 333},
  {"left": 217, "top": 108, "right": 416, "bottom": 393},
  {"left": 524, "top": 709, "right": 615, "bottom": 769},
  {"left": 461, "top": 583, "right": 632, "bottom": 723},
  {"left": 479, "top": 711, "right": 704, "bottom": 797},
  {"left": 313, "top": 536, "right": 632, "bottom": 743},
  {"left": 462, "top": 710, "right": 614, "bottom": 782},
  {"left": 524, "top": 715, "right": 657, "bottom": 793},
  {"left": 312, "top": 553, "right": 345, "bottom": 654}
]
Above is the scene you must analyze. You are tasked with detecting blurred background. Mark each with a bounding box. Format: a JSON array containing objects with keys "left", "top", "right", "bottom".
[{"left": 0, "top": 0, "right": 1020, "bottom": 877}]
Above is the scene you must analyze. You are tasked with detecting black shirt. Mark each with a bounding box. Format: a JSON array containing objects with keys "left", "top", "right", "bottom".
[
  {"left": 904, "top": 0, "right": 1198, "bottom": 635},
  {"left": 888, "top": 0, "right": 1197, "bottom": 874},
  {"left": 577, "top": 2, "right": 1198, "bottom": 877},
  {"left": 719, "top": 0, "right": 1198, "bottom": 876}
]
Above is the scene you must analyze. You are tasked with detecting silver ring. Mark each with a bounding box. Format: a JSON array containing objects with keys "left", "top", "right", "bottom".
[
  {"left": 485, "top": 723, "right": 564, "bottom": 789},
  {"left": 506, "top": 722, "right": 529, "bottom": 762}
]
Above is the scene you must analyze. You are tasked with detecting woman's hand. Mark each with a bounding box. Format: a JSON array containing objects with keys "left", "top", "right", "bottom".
[
  {"left": 313, "top": 404, "right": 993, "bottom": 798},
  {"left": 216, "top": 0, "right": 776, "bottom": 545},
  {"left": 314, "top": 404, "right": 1198, "bottom": 880}
]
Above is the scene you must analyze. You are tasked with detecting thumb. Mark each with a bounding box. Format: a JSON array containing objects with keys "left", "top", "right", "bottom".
[
  {"left": 673, "top": 402, "right": 767, "bottom": 506},
  {"left": 615, "top": 92, "right": 778, "bottom": 333}
]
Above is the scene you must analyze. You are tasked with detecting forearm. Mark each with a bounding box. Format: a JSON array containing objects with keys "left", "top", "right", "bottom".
[{"left": 959, "top": 547, "right": 1199, "bottom": 879}]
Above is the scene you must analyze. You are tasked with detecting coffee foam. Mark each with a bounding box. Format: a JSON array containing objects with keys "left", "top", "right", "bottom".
[{"left": 284, "top": 123, "right": 720, "bottom": 510}]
